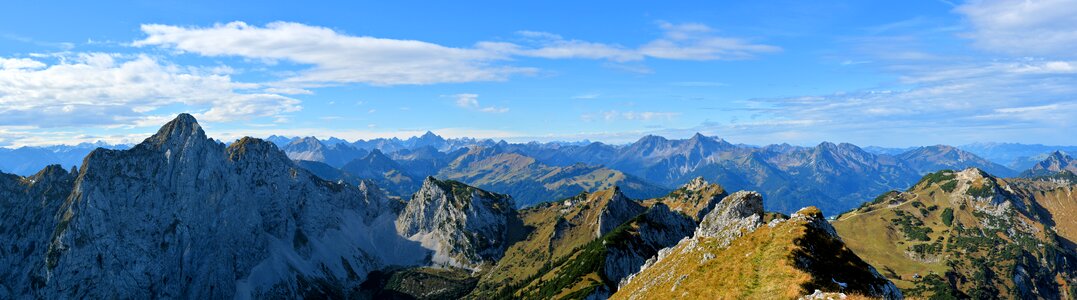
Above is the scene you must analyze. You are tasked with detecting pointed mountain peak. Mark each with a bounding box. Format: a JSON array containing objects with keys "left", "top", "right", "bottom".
[
  {"left": 143, "top": 113, "right": 209, "bottom": 149},
  {"left": 420, "top": 131, "right": 440, "bottom": 139},
  {"left": 1048, "top": 150, "right": 1071, "bottom": 160}
]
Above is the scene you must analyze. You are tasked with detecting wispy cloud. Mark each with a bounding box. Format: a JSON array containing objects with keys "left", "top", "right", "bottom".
[{"left": 451, "top": 93, "right": 509, "bottom": 113}]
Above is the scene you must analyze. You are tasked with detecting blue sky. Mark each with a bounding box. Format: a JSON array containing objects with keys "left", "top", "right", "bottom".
[{"left": 1, "top": 0, "right": 1075, "bottom": 147}]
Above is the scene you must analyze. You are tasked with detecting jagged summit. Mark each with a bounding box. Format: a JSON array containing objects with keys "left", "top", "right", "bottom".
[{"left": 142, "top": 113, "right": 209, "bottom": 149}]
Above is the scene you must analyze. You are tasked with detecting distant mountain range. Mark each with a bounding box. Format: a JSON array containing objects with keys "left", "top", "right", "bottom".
[
  {"left": 270, "top": 133, "right": 1070, "bottom": 215},
  {"left": 0, "top": 142, "right": 130, "bottom": 175}
]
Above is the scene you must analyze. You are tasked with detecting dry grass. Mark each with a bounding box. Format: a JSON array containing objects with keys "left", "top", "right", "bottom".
[{"left": 613, "top": 219, "right": 815, "bottom": 299}]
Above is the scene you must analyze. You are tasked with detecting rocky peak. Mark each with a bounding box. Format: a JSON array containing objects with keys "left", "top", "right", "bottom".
[
  {"left": 141, "top": 113, "right": 211, "bottom": 151},
  {"left": 695, "top": 191, "right": 764, "bottom": 246},
  {"left": 649, "top": 177, "right": 728, "bottom": 220},
  {"left": 683, "top": 176, "right": 709, "bottom": 191},
  {"left": 225, "top": 137, "right": 289, "bottom": 163},
  {"left": 396, "top": 177, "right": 516, "bottom": 271}
]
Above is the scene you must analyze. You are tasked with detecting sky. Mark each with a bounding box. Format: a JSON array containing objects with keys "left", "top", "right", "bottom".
[{"left": 1, "top": 0, "right": 1076, "bottom": 148}]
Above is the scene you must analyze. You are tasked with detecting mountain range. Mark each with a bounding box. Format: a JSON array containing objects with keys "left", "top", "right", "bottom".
[
  {"left": 1, "top": 114, "right": 1074, "bottom": 299},
  {"left": 272, "top": 133, "right": 1053, "bottom": 215}
]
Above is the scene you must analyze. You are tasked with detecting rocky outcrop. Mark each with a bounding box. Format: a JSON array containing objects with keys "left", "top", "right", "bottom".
[
  {"left": 694, "top": 191, "right": 764, "bottom": 245},
  {"left": 595, "top": 187, "right": 646, "bottom": 238},
  {"left": 19, "top": 114, "right": 427, "bottom": 299},
  {"left": 395, "top": 177, "right": 517, "bottom": 271}
]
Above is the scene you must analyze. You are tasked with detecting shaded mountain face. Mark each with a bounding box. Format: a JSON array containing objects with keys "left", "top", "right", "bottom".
[
  {"left": 898, "top": 145, "right": 1016, "bottom": 177},
  {"left": 0, "top": 165, "right": 76, "bottom": 297},
  {"left": 341, "top": 150, "right": 421, "bottom": 197},
  {"left": 614, "top": 192, "right": 901, "bottom": 299},
  {"left": 395, "top": 177, "right": 518, "bottom": 271},
  {"left": 2, "top": 114, "right": 429, "bottom": 298},
  {"left": 833, "top": 168, "right": 1077, "bottom": 299},
  {"left": 1022, "top": 151, "right": 1077, "bottom": 177},
  {"left": 282, "top": 136, "right": 369, "bottom": 168}
]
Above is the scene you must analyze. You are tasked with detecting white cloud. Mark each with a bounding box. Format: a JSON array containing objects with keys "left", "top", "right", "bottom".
[
  {"left": 135, "top": 21, "right": 535, "bottom": 85},
  {"left": 133, "top": 21, "right": 778, "bottom": 87},
  {"left": 956, "top": 0, "right": 1077, "bottom": 56},
  {"left": 0, "top": 57, "right": 46, "bottom": 70},
  {"left": 451, "top": 93, "right": 509, "bottom": 113},
  {"left": 0, "top": 53, "right": 300, "bottom": 127},
  {"left": 583, "top": 110, "right": 680, "bottom": 122}
]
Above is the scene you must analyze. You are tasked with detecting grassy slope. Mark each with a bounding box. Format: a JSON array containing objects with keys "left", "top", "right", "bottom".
[
  {"left": 833, "top": 169, "right": 1076, "bottom": 298},
  {"left": 467, "top": 189, "right": 626, "bottom": 298}
]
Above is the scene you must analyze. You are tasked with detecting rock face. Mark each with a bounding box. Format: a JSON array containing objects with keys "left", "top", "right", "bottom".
[
  {"left": 615, "top": 192, "right": 901, "bottom": 300},
  {"left": 603, "top": 204, "right": 696, "bottom": 288},
  {"left": 395, "top": 177, "right": 517, "bottom": 271},
  {"left": 9, "top": 114, "right": 428, "bottom": 299}
]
